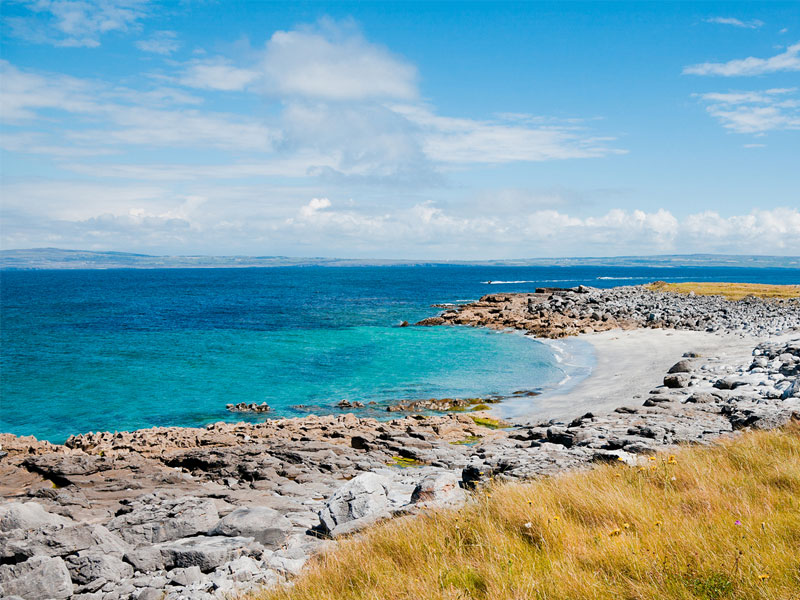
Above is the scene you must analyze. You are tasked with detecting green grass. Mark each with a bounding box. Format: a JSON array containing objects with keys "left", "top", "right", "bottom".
[
  {"left": 253, "top": 424, "right": 800, "bottom": 600},
  {"left": 468, "top": 415, "right": 507, "bottom": 429}
]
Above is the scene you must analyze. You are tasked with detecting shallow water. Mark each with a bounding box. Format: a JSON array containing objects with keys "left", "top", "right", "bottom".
[{"left": 2, "top": 266, "right": 797, "bottom": 442}]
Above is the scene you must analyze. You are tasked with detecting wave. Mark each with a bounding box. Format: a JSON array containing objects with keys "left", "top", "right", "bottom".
[
  {"left": 482, "top": 278, "right": 576, "bottom": 284},
  {"left": 596, "top": 276, "right": 645, "bottom": 280}
]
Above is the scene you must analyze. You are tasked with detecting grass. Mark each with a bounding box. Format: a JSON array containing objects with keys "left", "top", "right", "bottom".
[
  {"left": 647, "top": 281, "right": 800, "bottom": 301},
  {"left": 468, "top": 415, "right": 508, "bottom": 429},
  {"left": 253, "top": 424, "right": 800, "bottom": 600},
  {"left": 450, "top": 435, "right": 484, "bottom": 446}
]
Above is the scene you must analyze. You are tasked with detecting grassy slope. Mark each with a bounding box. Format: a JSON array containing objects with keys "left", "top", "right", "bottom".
[
  {"left": 646, "top": 281, "right": 800, "bottom": 301},
  {"left": 255, "top": 425, "right": 800, "bottom": 600}
]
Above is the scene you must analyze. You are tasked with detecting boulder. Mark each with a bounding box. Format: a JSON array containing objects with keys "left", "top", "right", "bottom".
[
  {"left": 156, "top": 535, "right": 259, "bottom": 572},
  {"left": 409, "top": 471, "right": 466, "bottom": 509},
  {"left": 0, "top": 501, "right": 73, "bottom": 531},
  {"left": 209, "top": 506, "right": 292, "bottom": 546},
  {"left": 64, "top": 550, "right": 133, "bottom": 586},
  {"left": 108, "top": 494, "right": 219, "bottom": 544},
  {"left": 0, "top": 556, "right": 73, "bottom": 599},
  {"left": 0, "top": 523, "right": 129, "bottom": 562},
  {"left": 667, "top": 360, "right": 693, "bottom": 374},
  {"left": 664, "top": 374, "right": 690, "bottom": 388},
  {"left": 318, "top": 472, "right": 392, "bottom": 537}
]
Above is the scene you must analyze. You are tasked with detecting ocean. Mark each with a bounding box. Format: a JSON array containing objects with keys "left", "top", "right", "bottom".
[{"left": 1, "top": 266, "right": 798, "bottom": 443}]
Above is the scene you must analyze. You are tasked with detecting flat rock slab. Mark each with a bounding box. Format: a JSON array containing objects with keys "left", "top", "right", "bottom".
[
  {"left": 210, "top": 505, "right": 293, "bottom": 547},
  {"left": 156, "top": 535, "right": 259, "bottom": 572},
  {"left": 0, "top": 501, "right": 73, "bottom": 531}
]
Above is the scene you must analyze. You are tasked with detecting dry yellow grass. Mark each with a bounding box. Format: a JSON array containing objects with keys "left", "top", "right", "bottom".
[
  {"left": 646, "top": 281, "right": 800, "bottom": 301},
  {"left": 253, "top": 425, "right": 800, "bottom": 600}
]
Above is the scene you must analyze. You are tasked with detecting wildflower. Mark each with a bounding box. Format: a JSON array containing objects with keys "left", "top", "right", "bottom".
[
  {"left": 527, "top": 500, "right": 532, "bottom": 506},
  {"left": 553, "top": 516, "right": 560, "bottom": 522},
  {"left": 650, "top": 465, "right": 657, "bottom": 471},
  {"left": 648, "top": 456, "right": 656, "bottom": 461},
  {"left": 524, "top": 522, "right": 532, "bottom": 529},
  {"left": 609, "top": 528, "right": 621, "bottom": 537},
  {"left": 655, "top": 520, "right": 662, "bottom": 527},
  {"left": 735, "top": 520, "right": 742, "bottom": 526},
  {"left": 667, "top": 455, "right": 677, "bottom": 464},
  {"left": 622, "top": 523, "right": 630, "bottom": 529},
  {"left": 617, "top": 457, "right": 625, "bottom": 462},
  {"left": 758, "top": 574, "right": 769, "bottom": 581},
  {"left": 638, "top": 466, "right": 646, "bottom": 472}
]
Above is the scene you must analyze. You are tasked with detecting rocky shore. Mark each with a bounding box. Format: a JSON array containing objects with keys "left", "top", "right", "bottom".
[{"left": 1, "top": 285, "right": 798, "bottom": 600}]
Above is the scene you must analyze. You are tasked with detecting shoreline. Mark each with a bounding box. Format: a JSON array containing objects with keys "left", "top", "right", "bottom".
[
  {"left": 504, "top": 329, "right": 795, "bottom": 424},
  {"left": 1, "top": 284, "right": 799, "bottom": 599}
]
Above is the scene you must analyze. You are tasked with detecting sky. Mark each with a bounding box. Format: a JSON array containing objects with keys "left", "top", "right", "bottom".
[{"left": 1, "top": 1, "right": 799, "bottom": 259}]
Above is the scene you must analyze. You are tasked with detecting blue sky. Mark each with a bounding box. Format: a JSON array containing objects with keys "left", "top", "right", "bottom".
[{"left": 1, "top": 1, "right": 798, "bottom": 258}]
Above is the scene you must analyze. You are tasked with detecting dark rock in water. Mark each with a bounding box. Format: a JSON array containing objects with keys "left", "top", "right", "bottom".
[
  {"left": 0, "top": 555, "right": 74, "bottom": 599},
  {"left": 227, "top": 402, "right": 271, "bottom": 413},
  {"left": 398, "top": 321, "right": 409, "bottom": 328}
]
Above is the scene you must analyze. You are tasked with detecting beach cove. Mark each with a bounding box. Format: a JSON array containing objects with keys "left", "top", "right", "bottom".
[{"left": 1, "top": 281, "right": 799, "bottom": 599}]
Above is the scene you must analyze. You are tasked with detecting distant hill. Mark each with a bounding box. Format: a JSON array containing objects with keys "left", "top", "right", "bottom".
[{"left": 1, "top": 248, "right": 798, "bottom": 270}]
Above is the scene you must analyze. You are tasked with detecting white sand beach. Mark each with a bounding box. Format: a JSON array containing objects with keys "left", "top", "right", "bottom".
[{"left": 497, "top": 328, "right": 794, "bottom": 423}]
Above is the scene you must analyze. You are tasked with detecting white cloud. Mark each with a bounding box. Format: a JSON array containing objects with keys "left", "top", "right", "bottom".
[
  {"left": 179, "top": 58, "right": 260, "bottom": 91},
  {"left": 683, "top": 42, "right": 800, "bottom": 76},
  {"left": 695, "top": 88, "right": 800, "bottom": 133},
  {"left": 7, "top": 0, "right": 150, "bottom": 47},
  {"left": 261, "top": 20, "right": 418, "bottom": 100},
  {"left": 0, "top": 61, "right": 277, "bottom": 151},
  {"left": 704, "top": 17, "right": 764, "bottom": 29},
  {"left": 395, "top": 105, "right": 626, "bottom": 163},
  {"left": 136, "top": 30, "right": 180, "bottom": 55}
]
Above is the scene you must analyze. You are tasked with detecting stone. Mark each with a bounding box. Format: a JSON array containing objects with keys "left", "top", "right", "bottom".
[
  {"left": 409, "top": 471, "right": 465, "bottom": 509},
  {"left": 210, "top": 506, "right": 293, "bottom": 546},
  {"left": 668, "top": 360, "right": 694, "bottom": 373},
  {"left": 318, "top": 472, "right": 392, "bottom": 537},
  {"left": 0, "top": 556, "right": 74, "bottom": 599},
  {"left": 0, "top": 523, "right": 130, "bottom": 562},
  {"left": 64, "top": 550, "right": 133, "bottom": 586},
  {"left": 156, "top": 535, "right": 258, "bottom": 572},
  {"left": 124, "top": 546, "right": 165, "bottom": 572},
  {"left": 169, "top": 565, "right": 203, "bottom": 586},
  {"left": 0, "top": 501, "right": 73, "bottom": 531},
  {"left": 664, "top": 374, "right": 690, "bottom": 388},
  {"left": 108, "top": 494, "right": 219, "bottom": 544}
]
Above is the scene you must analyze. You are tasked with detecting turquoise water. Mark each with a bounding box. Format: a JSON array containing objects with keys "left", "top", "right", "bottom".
[{"left": 2, "top": 266, "right": 798, "bottom": 443}]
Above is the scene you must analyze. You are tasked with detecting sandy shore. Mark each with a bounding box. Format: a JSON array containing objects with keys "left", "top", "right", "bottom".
[{"left": 497, "top": 329, "right": 795, "bottom": 423}]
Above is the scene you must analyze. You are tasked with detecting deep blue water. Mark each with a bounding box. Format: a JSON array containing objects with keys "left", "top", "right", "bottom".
[{"left": 1, "top": 266, "right": 798, "bottom": 443}]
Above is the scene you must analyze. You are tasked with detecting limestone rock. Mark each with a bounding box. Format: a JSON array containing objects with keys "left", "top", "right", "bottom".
[
  {"left": 210, "top": 506, "right": 292, "bottom": 546},
  {"left": 108, "top": 494, "right": 219, "bottom": 544},
  {"left": 409, "top": 471, "right": 465, "bottom": 509},
  {"left": 0, "top": 501, "right": 73, "bottom": 531},
  {"left": 0, "top": 556, "right": 73, "bottom": 599},
  {"left": 318, "top": 472, "right": 391, "bottom": 537},
  {"left": 156, "top": 535, "right": 259, "bottom": 572},
  {"left": 64, "top": 550, "right": 133, "bottom": 586}
]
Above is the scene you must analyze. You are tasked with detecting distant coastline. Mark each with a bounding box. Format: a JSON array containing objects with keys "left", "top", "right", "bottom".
[{"left": 1, "top": 247, "right": 799, "bottom": 270}]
